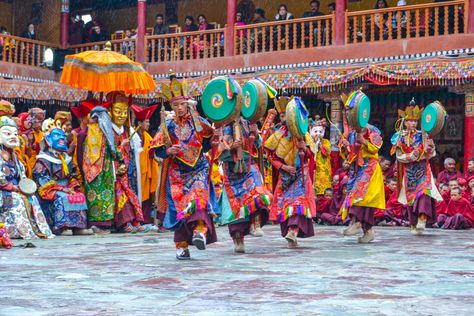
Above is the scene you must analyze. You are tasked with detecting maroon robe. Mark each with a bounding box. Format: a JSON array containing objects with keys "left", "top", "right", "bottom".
[
  {"left": 438, "top": 198, "right": 474, "bottom": 229},
  {"left": 319, "top": 180, "right": 346, "bottom": 225},
  {"left": 437, "top": 169, "right": 462, "bottom": 185}
]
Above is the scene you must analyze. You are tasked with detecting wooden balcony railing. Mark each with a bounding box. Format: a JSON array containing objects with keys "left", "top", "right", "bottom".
[
  {"left": 0, "top": 34, "right": 59, "bottom": 67},
  {"left": 346, "top": 0, "right": 465, "bottom": 44},
  {"left": 234, "top": 15, "right": 334, "bottom": 55},
  {"left": 146, "top": 28, "right": 225, "bottom": 63},
  {"left": 69, "top": 38, "right": 137, "bottom": 60}
]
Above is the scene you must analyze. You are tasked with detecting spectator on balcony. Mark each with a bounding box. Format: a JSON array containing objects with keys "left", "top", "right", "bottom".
[
  {"left": 252, "top": 8, "right": 268, "bottom": 24},
  {"left": 236, "top": 12, "right": 247, "bottom": 38},
  {"left": 391, "top": 0, "right": 407, "bottom": 39},
  {"left": 183, "top": 16, "right": 198, "bottom": 33},
  {"left": 302, "top": 0, "right": 326, "bottom": 46},
  {"left": 274, "top": 4, "right": 294, "bottom": 50},
  {"left": 250, "top": 8, "right": 268, "bottom": 52},
  {"left": 368, "top": 0, "right": 390, "bottom": 41},
  {"left": 194, "top": 14, "right": 215, "bottom": 58},
  {"left": 22, "top": 23, "right": 36, "bottom": 40},
  {"left": 69, "top": 15, "right": 84, "bottom": 45},
  {"left": 328, "top": 2, "right": 336, "bottom": 14},
  {"left": 153, "top": 13, "right": 169, "bottom": 35},
  {"left": 90, "top": 25, "right": 110, "bottom": 43},
  {"left": 237, "top": 0, "right": 256, "bottom": 24},
  {"left": 84, "top": 11, "right": 106, "bottom": 43},
  {"left": 122, "top": 30, "right": 136, "bottom": 57},
  {"left": 0, "top": 26, "right": 8, "bottom": 58},
  {"left": 21, "top": 23, "right": 37, "bottom": 65}
]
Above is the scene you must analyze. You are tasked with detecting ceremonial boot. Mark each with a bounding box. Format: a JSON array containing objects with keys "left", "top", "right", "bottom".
[
  {"left": 358, "top": 229, "right": 375, "bottom": 244},
  {"left": 60, "top": 229, "right": 73, "bottom": 236},
  {"left": 233, "top": 233, "right": 245, "bottom": 253},
  {"left": 416, "top": 216, "right": 427, "bottom": 234},
  {"left": 343, "top": 219, "right": 361, "bottom": 236},
  {"left": 410, "top": 225, "right": 422, "bottom": 235},
  {"left": 73, "top": 228, "right": 94, "bottom": 235},
  {"left": 91, "top": 226, "right": 111, "bottom": 235},
  {"left": 192, "top": 231, "right": 206, "bottom": 250},
  {"left": 176, "top": 248, "right": 191, "bottom": 260},
  {"left": 285, "top": 230, "right": 298, "bottom": 248},
  {"left": 250, "top": 221, "right": 264, "bottom": 237}
]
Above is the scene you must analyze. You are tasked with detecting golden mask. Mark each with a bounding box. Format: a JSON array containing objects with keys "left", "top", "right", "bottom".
[{"left": 111, "top": 102, "right": 129, "bottom": 127}]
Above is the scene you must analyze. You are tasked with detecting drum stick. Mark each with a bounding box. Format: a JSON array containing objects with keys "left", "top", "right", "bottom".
[{"left": 128, "top": 125, "right": 141, "bottom": 141}]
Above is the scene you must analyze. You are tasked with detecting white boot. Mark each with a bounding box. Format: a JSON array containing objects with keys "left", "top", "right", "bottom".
[
  {"left": 285, "top": 230, "right": 298, "bottom": 248},
  {"left": 358, "top": 229, "right": 375, "bottom": 243},
  {"left": 343, "top": 219, "right": 361, "bottom": 236},
  {"left": 250, "top": 222, "right": 264, "bottom": 237}
]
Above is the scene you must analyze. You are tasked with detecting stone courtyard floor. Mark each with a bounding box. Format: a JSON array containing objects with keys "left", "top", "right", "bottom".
[{"left": 1, "top": 225, "right": 474, "bottom": 316}]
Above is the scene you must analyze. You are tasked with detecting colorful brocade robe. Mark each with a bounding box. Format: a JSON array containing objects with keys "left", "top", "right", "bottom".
[
  {"left": 339, "top": 124, "right": 386, "bottom": 219},
  {"left": 391, "top": 129, "right": 442, "bottom": 205},
  {"left": 217, "top": 119, "right": 272, "bottom": 225},
  {"left": 151, "top": 115, "right": 220, "bottom": 230},
  {"left": 264, "top": 125, "right": 316, "bottom": 223}
]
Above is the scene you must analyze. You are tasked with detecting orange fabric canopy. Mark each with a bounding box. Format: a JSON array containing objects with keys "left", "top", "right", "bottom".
[{"left": 60, "top": 49, "right": 157, "bottom": 95}]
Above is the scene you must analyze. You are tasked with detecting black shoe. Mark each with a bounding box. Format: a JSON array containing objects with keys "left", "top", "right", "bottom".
[
  {"left": 192, "top": 232, "right": 206, "bottom": 250},
  {"left": 176, "top": 248, "right": 191, "bottom": 260}
]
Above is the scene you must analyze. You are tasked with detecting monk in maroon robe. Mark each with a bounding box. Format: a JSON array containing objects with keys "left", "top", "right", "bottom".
[
  {"left": 464, "top": 158, "right": 474, "bottom": 179},
  {"left": 437, "top": 187, "right": 474, "bottom": 229},
  {"left": 437, "top": 158, "right": 462, "bottom": 185},
  {"left": 319, "top": 180, "right": 347, "bottom": 225}
]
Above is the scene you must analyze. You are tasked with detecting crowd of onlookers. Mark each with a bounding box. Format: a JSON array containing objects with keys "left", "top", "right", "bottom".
[{"left": 314, "top": 156, "right": 474, "bottom": 230}]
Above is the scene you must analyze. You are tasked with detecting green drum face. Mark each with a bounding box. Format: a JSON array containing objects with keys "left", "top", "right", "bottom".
[
  {"left": 241, "top": 79, "right": 267, "bottom": 122},
  {"left": 202, "top": 76, "right": 242, "bottom": 126},
  {"left": 346, "top": 90, "right": 371, "bottom": 131},
  {"left": 421, "top": 101, "right": 446, "bottom": 136},
  {"left": 286, "top": 98, "right": 309, "bottom": 139},
  {"left": 357, "top": 93, "right": 371, "bottom": 129}
]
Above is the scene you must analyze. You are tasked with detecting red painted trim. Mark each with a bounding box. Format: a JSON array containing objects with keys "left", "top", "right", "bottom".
[
  {"left": 469, "top": 0, "right": 474, "bottom": 33},
  {"left": 335, "top": 0, "right": 347, "bottom": 46},
  {"left": 225, "top": 0, "right": 236, "bottom": 56},
  {"left": 136, "top": 0, "right": 147, "bottom": 64},
  {"left": 60, "top": 12, "right": 69, "bottom": 49}
]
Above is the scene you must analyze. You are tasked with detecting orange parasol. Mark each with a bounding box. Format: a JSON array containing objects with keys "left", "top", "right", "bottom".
[{"left": 60, "top": 42, "right": 157, "bottom": 95}]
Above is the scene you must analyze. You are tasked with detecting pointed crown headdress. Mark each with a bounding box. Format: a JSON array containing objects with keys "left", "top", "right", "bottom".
[
  {"left": 161, "top": 70, "right": 192, "bottom": 103},
  {"left": 398, "top": 98, "right": 422, "bottom": 120}
]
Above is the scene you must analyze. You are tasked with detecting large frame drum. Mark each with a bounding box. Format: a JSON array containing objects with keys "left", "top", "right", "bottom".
[
  {"left": 286, "top": 97, "right": 309, "bottom": 139},
  {"left": 421, "top": 101, "right": 447, "bottom": 136},
  {"left": 345, "top": 90, "right": 371, "bottom": 131},
  {"left": 202, "top": 76, "right": 242, "bottom": 126},
  {"left": 241, "top": 79, "right": 268, "bottom": 123}
]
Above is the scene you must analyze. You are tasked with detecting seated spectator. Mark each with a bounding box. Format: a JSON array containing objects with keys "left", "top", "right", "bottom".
[
  {"left": 236, "top": 12, "right": 247, "bottom": 38},
  {"left": 22, "top": 23, "right": 36, "bottom": 40},
  {"left": 465, "top": 158, "right": 474, "bottom": 179},
  {"left": 468, "top": 175, "right": 474, "bottom": 191},
  {"left": 83, "top": 11, "right": 106, "bottom": 43},
  {"left": 252, "top": 8, "right": 268, "bottom": 23},
  {"left": 237, "top": 0, "right": 256, "bottom": 24},
  {"left": 192, "top": 15, "right": 215, "bottom": 58},
  {"left": 122, "top": 29, "right": 136, "bottom": 56},
  {"left": 319, "top": 180, "right": 347, "bottom": 225},
  {"left": 0, "top": 26, "right": 8, "bottom": 57},
  {"left": 379, "top": 156, "right": 394, "bottom": 180},
  {"left": 384, "top": 178, "right": 409, "bottom": 226},
  {"left": 437, "top": 157, "right": 462, "bottom": 185},
  {"left": 328, "top": 2, "right": 335, "bottom": 14},
  {"left": 391, "top": 0, "right": 407, "bottom": 39},
  {"left": 437, "top": 187, "right": 474, "bottom": 229},
  {"left": 69, "top": 15, "right": 84, "bottom": 45},
  {"left": 302, "top": 1, "right": 326, "bottom": 46},
  {"left": 154, "top": 13, "right": 169, "bottom": 35},
  {"left": 197, "top": 14, "right": 215, "bottom": 31},
  {"left": 183, "top": 16, "right": 198, "bottom": 32},
  {"left": 274, "top": 4, "right": 294, "bottom": 50},
  {"left": 90, "top": 25, "right": 110, "bottom": 43},
  {"left": 369, "top": 0, "right": 390, "bottom": 41}
]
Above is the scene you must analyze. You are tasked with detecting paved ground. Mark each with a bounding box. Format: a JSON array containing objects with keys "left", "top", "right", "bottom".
[{"left": 1, "top": 225, "right": 474, "bottom": 316}]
